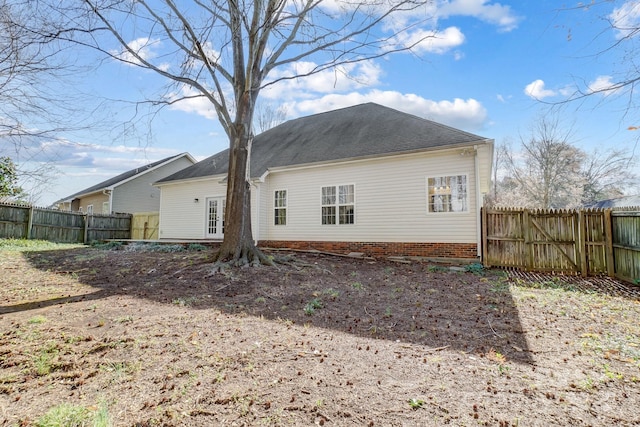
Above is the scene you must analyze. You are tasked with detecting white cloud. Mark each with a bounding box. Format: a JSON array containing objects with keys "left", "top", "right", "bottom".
[
  {"left": 110, "top": 37, "right": 170, "bottom": 71},
  {"left": 437, "top": 0, "right": 521, "bottom": 32},
  {"left": 587, "top": 75, "right": 620, "bottom": 96},
  {"left": 262, "top": 60, "right": 383, "bottom": 98},
  {"left": 524, "top": 79, "right": 556, "bottom": 99},
  {"left": 291, "top": 90, "right": 488, "bottom": 131},
  {"left": 391, "top": 26, "right": 465, "bottom": 55},
  {"left": 609, "top": 1, "right": 640, "bottom": 39}
]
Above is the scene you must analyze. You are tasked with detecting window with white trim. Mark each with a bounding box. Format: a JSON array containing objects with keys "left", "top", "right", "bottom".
[
  {"left": 322, "top": 184, "right": 355, "bottom": 224},
  {"left": 86, "top": 205, "right": 93, "bottom": 215},
  {"left": 274, "top": 190, "right": 287, "bottom": 225},
  {"left": 102, "top": 202, "right": 110, "bottom": 214},
  {"left": 427, "top": 175, "right": 468, "bottom": 213}
]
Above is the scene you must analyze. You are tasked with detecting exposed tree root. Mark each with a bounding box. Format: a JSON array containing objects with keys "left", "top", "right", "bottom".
[{"left": 206, "top": 246, "right": 333, "bottom": 275}]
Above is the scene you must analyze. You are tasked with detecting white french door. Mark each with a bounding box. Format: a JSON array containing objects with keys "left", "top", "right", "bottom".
[{"left": 205, "top": 197, "right": 226, "bottom": 238}]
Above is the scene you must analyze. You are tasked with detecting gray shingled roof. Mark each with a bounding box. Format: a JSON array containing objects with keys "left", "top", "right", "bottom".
[
  {"left": 587, "top": 195, "right": 640, "bottom": 209},
  {"left": 157, "top": 103, "right": 490, "bottom": 184},
  {"left": 59, "top": 153, "right": 190, "bottom": 202}
]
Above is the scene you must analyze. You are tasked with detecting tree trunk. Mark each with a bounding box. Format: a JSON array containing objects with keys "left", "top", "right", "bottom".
[{"left": 213, "top": 118, "right": 272, "bottom": 267}]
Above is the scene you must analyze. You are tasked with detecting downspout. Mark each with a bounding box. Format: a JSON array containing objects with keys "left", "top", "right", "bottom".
[
  {"left": 103, "top": 189, "right": 113, "bottom": 214},
  {"left": 252, "top": 181, "right": 260, "bottom": 246},
  {"left": 474, "top": 145, "right": 482, "bottom": 258}
]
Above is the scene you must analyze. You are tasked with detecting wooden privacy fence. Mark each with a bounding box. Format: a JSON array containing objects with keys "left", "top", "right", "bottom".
[
  {"left": 482, "top": 207, "right": 640, "bottom": 283},
  {"left": 131, "top": 212, "right": 159, "bottom": 240},
  {"left": 0, "top": 202, "right": 131, "bottom": 243}
]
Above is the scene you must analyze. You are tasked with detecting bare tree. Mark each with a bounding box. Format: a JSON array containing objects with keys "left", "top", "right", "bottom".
[
  {"left": 36, "top": 0, "right": 436, "bottom": 266},
  {"left": 581, "top": 147, "right": 637, "bottom": 204},
  {"left": 494, "top": 114, "right": 637, "bottom": 209},
  {"left": 254, "top": 103, "right": 288, "bottom": 134},
  {"left": 561, "top": 2, "right": 640, "bottom": 118},
  {"left": 0, "top": 1, "right": 97, "bottom": 203}
]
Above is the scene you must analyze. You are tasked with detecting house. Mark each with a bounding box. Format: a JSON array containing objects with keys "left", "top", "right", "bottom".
[
  {"left": 56, "top": 153, "right": 196, "bottom": 214},
  {"left": 587, "top": 195, "right": 640, "bottom": 209},
  {"left": 155, "top": 103, "right": 494, "bottom": 259}
]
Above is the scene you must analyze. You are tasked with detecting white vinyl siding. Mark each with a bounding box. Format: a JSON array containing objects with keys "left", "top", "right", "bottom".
[
  {"left": 158, "top": 148, "right": 485, "bottom": 244},
  {"left": 158, "top": 178, "right": 228, "bottom": 239},
  {"left": 262, "top": 150, "right": 478, "bottom": 243},
  {"left": 159, "top": 177, "right": 261, "bottom": 240}
]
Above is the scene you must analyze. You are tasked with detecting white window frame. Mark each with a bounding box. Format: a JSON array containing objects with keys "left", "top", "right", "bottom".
[
  {"left": 102, "top": 202, "right": 110, "bottom": 215},
  {"left": 86, "top": 204, "right": 93, "bottom": 215},
  {"left": 274, "top": 189, "right": 287, "bottom": 226},
  {"left": 426, "top": 174, "right": 469, "bottom": 213},
  {"left": 321, "top": 184, "right": 355, "bottom": 225}
]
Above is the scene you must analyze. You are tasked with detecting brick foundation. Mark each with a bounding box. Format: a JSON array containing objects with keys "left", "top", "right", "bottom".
[{"left": 258, "top": 240, "right": 478, "bottom": 259}]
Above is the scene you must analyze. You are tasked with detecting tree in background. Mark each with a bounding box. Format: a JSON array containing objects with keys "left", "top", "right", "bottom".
[
  {"left": 0, "top": 157, "right": 25, "bottom": 201},
  {"left": 0, "top": 1, "right": 92, "bottom": 203},
  {"left": 489, "top": 115, "right": 637, "bottom": 209},
  {"left": 35, "top": 0, "right": 437, "bottom": 267}
]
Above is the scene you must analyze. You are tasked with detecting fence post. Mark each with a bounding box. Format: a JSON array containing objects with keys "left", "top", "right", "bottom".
[
  {"left": 603, "top": 209, "right": 615, "bottom": 277},
  {"left": 83, "top": 214, "right": 89, "bottom": 244},
  {"left": 481, "top": 208, "right": 489, "bottom": 266},
  {"left": 577, "top": 210, "right": 587, "bottom": 277},
  {"left": 26, "top": 206, "right": 34, "bottom": 240}
]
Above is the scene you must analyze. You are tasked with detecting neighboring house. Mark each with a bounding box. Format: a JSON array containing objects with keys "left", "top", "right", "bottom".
[
  {"left": 155, "top": 103, "right": 494, "bottom": 259},
  {"left": 56, "top": 153, "right": 196, "bottom": 215},
  {"left": 587, "top": 195, "right": 640, "bottom": 209}
]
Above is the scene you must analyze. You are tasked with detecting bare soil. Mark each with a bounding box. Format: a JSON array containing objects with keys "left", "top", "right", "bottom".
[{"left": 1, "top": 244, "right": 639, "bottom": 426}]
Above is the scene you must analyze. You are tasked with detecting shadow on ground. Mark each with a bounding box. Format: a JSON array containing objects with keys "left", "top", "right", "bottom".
[{"left": 11, "top": 246, "right": 536, "bottom": 363}]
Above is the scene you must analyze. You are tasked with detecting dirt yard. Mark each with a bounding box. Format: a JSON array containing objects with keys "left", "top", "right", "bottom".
[{"left": 1, "top": 242, "right": 639, "bottom": 426}]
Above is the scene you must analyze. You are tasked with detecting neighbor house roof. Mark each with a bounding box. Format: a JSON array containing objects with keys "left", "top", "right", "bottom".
[
  {"left": 587, "top": 195, "right": 640, "bottom": 209},
  {"left": 58, "top": 152, "right": 195, "bottom": 203},
  {"left": 156, "top": 103, "right": 492, "bottom": 184}
]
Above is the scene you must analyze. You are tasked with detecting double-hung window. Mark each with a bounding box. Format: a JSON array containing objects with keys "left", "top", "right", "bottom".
[
  {"left": 274, "top": 190, "right": 287, "bottom": 225},
  {"left": 322, "top": 184, "right": 355, "bottom": 224},
  {"left": 427, "top": 175, "right": 468, "bottom": 213}
]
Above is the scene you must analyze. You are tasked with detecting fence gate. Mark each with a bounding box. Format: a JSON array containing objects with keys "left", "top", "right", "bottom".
[
  {"left": 131, "top": 212, "right": 160, "bottom": 240},
  {"left": 482, "top": 208, "right": 612, "bottom": 277}
]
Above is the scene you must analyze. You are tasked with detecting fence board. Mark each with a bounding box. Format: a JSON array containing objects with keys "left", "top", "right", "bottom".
[
  {"left": 131, "top": 212, "right": 160, "bottom": 240},
  {"left": 612, "top": 210, "right": 640, "bottom": 283},
  {"left": 0, "top": 202, "right": 131, "bottom": 243},
  {"left": 483, "top": 207, "right": 610, "bottom": 278}
]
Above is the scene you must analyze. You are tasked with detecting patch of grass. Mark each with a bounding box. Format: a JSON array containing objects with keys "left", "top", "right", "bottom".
[
  {"left": 35, "top": 402, "right": 110, "bottom": 427},
  {"left": 351, "top": 282, "right": 364, "bottom": 290},
  {"left": 427, "top": 265, "right": 448, "bottom": 273},
  {"left": 33, "top": 343, "right": 59, "bottom": 376},
  {"left": 173, "top": 296, "right": 199, "bottom": 307},
  {"left": 304, "top": 298, "right": 323, "bottom": 315},
  {"left": 408, "top": 398, "right": 425, "bottom": 410},
  {"left": 28, "top": 315, "right": 47, "bottom": 324},
  {"left": 322, "top": 288, "right": 340, "bottom": 299},
  {"left": 0, "top": 238, "right": 82, "bottom": 252}
]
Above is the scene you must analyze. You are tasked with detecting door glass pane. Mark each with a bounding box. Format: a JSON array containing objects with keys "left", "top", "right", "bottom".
[{"left": 208, "top": 200, "right": 218, "bottom": 234}]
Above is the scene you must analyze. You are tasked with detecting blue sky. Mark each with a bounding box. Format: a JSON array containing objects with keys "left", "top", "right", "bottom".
[{"left": 6, "top": 0, "right": 640, "bottom": 206}]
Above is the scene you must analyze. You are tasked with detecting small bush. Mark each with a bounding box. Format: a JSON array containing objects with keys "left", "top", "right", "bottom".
[{"left": 36, "top": 404, "right": 91, "bottom": 427}]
